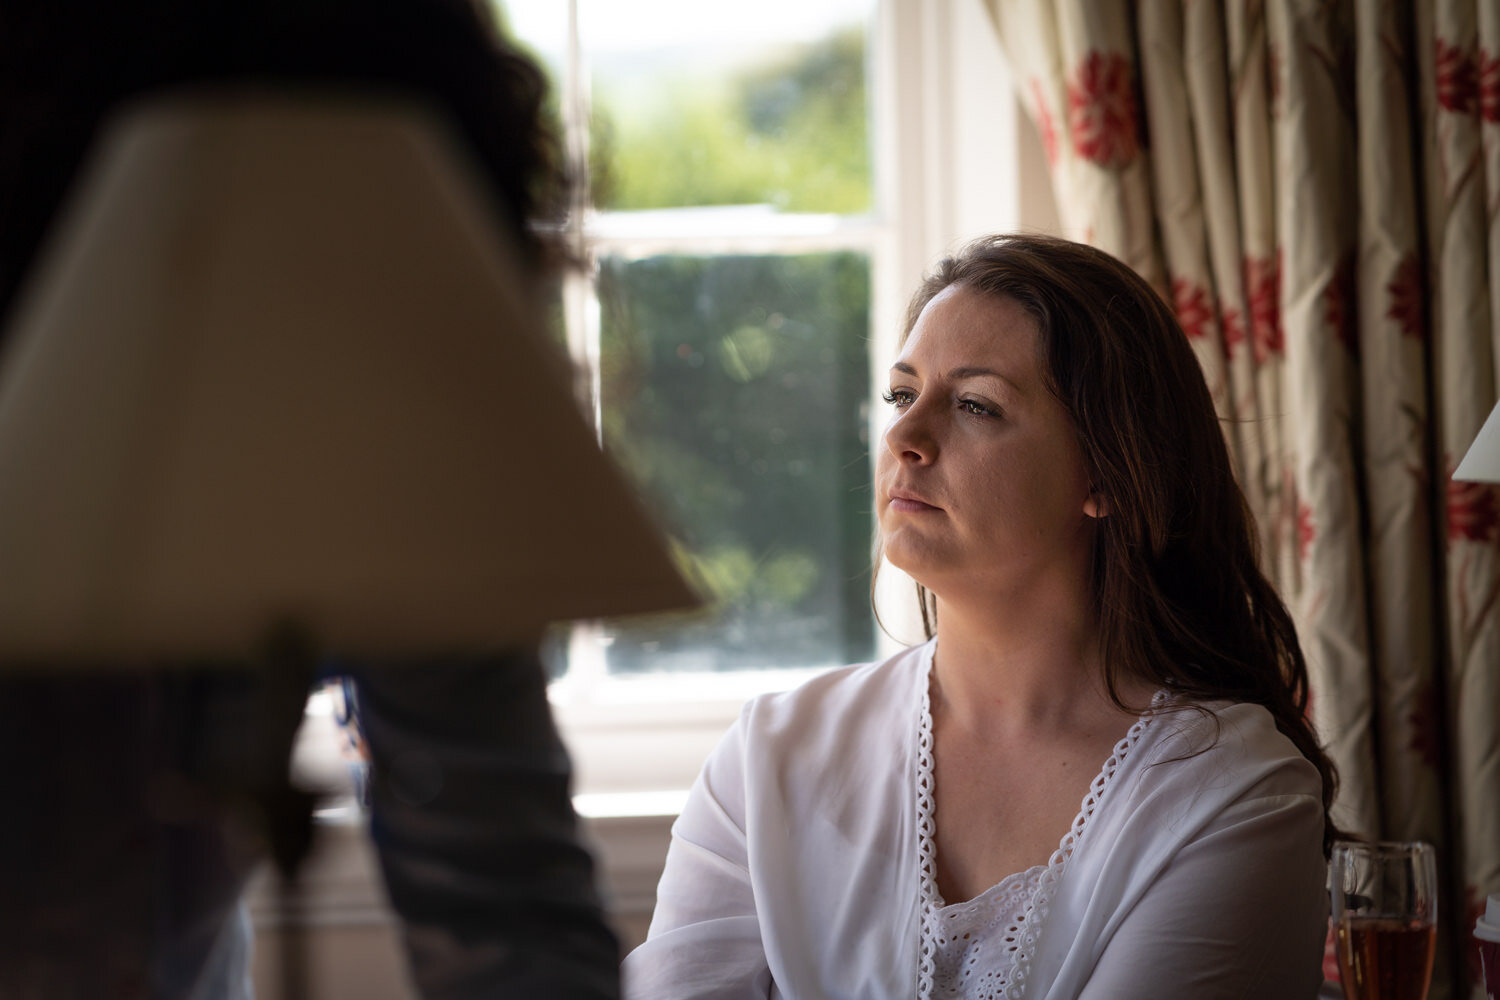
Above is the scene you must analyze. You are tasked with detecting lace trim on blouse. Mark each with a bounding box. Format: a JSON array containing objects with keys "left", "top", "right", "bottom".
[{"left": 914, "top": 652, "right": 1165, "bottom": 1000}]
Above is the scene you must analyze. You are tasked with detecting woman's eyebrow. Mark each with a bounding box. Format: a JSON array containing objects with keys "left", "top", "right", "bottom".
[
  {"left": 946, "top": 365, "right": 1022, "bottom": 391},
  {"left": 891, "top": 361, "right": 1021, "bottom": 393}
]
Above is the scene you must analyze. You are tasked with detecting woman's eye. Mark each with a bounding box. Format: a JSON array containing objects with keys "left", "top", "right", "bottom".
[
  {"left": 882, "top": 388, "right": 915, "bottom": 408},
  {"left": 960, "top": 399, "right": 996, "bottom": 417}
]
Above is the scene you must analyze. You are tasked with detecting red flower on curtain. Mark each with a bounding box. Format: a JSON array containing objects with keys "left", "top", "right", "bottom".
[
  {"left": 1297, "top": 500, "right": 1315, "bottom": 564},
  {"left": 1386, "top": 255, "right": 1426, "bottom": 341},
  {"left": 1447, "top": 467, "right": 1500, "bottom": 544},
  {"left": 1030, "top": 78, "right": 1059, "bottom": 166},
  {"left": 1067, "top": 51, "right": 1140, "bottom": 169},
  {"left": 1323, "top": 252, "right": 1359, "bottom": 358},
  {"left": 1436, "top": 37, "right": 1478, "bottom": 114},
  {"left": 1172, "top": 277, "right": 1215, "bottom": 342},
  {"left": 1245, "top": 253, "right": 1283, "bottom": 363},
  {"left": 1481, "top": 49, "right": 1500, "bottom": 123},
  {"left": 1408, "top": 681, "right": 1442, "bottom": 770}
]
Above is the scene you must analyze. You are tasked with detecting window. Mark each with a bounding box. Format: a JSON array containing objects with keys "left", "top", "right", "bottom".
[
  {"left": 495, "top": 0, "right": 886, "bottom": 698},
  {"left": 472, "top": 3, "right": 1042, "bottom": 813}
]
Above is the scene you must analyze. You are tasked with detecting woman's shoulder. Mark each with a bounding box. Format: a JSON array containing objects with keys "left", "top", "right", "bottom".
[{"left": 1133, "top": 697, "right": 1322, "bottom": 798}]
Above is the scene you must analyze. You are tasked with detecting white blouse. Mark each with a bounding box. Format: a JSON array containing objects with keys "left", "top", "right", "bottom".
[{"left": 623, "top": 640, "right": 1329, "bottom": 1000}]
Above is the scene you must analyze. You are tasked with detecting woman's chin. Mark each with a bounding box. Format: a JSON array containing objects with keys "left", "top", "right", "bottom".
[{"left": 881, "top": 540, "right": 947, "bottom": 590}]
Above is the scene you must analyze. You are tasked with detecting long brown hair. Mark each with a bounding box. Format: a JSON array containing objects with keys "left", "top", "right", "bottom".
[{"left": 888, "top": 232, "right": 1338, "bottom": 852}]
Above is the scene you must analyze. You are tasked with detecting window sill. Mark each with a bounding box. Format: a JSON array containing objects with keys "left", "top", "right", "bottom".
[{"left": 549, "top": 668, "right": 823, "bottom": 797}]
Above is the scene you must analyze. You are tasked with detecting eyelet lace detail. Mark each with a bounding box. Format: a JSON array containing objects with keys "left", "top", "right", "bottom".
[
  {"left": 928, "top": 864, "right": 1045, "bottom": 999},
  {"left": 916, "top": 676, "right": 940, "bottom": 998},
  {"left": 914, "top": 654, "right": 1165, "bottom": 1000}
]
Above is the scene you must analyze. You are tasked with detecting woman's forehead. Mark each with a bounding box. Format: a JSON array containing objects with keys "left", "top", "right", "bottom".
[{"left": 898, "top": 286, "right": 1043, "bottom": 381}]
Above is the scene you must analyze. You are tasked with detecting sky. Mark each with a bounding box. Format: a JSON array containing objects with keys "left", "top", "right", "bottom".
[{"left": 499, "top": 0, "right": 873, "bottom": 57}]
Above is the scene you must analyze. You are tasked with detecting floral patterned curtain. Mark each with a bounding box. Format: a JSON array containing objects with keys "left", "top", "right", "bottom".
[{"left": 984, "top": 1, "right": 1500, "bottom": 997}]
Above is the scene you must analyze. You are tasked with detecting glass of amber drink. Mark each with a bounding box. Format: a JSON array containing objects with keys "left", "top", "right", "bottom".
[{"left": 1331, "top": 841, "right": 1438, "bottom": 1000}]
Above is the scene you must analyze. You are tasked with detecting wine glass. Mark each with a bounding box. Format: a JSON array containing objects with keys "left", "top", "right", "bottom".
[{"left": 1330, "top": 840, "right": 1438, "bottom": 1000}]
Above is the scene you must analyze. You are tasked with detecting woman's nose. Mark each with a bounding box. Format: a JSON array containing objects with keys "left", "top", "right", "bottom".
[{"left": 884, "top": 403, "right": 937, "bottom": 464}]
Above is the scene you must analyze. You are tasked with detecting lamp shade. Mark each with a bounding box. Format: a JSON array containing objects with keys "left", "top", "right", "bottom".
[
  {"left": 1455, "top": 401, "right": 1500, "bottom": 484},
  {"left": 0, "top": 92, "right": 697, "bottom": 665}
]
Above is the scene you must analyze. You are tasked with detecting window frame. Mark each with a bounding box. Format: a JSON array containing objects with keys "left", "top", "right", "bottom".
[{"left": 546, "top": 0, "right": 1032, "bottom": 805}]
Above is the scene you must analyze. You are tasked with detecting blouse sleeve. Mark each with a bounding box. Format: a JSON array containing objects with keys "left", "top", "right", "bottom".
[
  {"left": 622, "top": 706, "right": 773, "bottom": 1000},
  {"left": 1073, "top": 776, "right": 1328, "bottom": 999}
]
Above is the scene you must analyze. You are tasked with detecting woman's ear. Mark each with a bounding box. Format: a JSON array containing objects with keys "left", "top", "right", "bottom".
[{"left": 1083, "top": 490, "right": 1110, "bottom": 519}]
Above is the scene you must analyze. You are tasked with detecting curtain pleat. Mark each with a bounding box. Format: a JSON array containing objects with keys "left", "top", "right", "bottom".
[
  {"left": 1139, "top": 1, "right": 1230, "bottom": 422},
  {"left": 1233, "top": 2, "right": 1302, "bottom": 596},
  {"left": 985, "top": 0, "right": 1500, "bottom": 995},
  {"left": 1427, "top": 3, "right": 1500, "bottom": 994},
  {"left": 1352, "top": 0, "right": 1454, "bottom": 994},
  {"left": 1270, "top": 0, "right": 1381, "bottom": 844},
  {"left": 1184, "top": 0, "right": 1274, "bottom": 539},
  {"left": 1351, "top": 0, "right": 1446, "bottom": 883}
]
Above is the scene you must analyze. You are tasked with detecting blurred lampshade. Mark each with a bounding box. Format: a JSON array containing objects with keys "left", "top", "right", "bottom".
[
  {"left": 1455, "top": 401, "right": 1500, "bottom": 484},
  {"left": 0, "top": 91, "right": 698, "bottom": 667}
]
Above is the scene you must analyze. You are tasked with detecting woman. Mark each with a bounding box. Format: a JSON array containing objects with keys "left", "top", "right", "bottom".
[{"left": 623, "top": 234, "right": 1335, "bottom": 999}]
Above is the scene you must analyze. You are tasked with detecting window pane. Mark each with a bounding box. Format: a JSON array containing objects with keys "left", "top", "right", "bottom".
[
  {"left": 581, "top": 0, "right": 874, "bottom": 213},
  {"left": 489, "top": 1, "right": 566, "bottom": 84},
  {"left": 598, "top": 253, "right": 875, "bottom": 673}
]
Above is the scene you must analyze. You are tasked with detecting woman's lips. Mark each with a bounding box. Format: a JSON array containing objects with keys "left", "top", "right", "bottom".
[{"left": 887, "top": 491, "right": 940, "bottom": 513}]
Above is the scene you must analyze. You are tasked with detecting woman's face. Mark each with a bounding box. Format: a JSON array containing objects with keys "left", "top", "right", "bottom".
[{"left": 876, "top": 284, "right": 1099, "bottom": 601}]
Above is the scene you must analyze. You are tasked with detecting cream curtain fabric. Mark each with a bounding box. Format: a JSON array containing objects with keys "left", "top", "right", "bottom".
[{"left": 984, "top": 2, "right": 1499, "bottom": 997}]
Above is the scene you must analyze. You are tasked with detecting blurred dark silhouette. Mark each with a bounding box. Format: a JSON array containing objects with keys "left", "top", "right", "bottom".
[{"left": 0, "top": 3, "right": 621, "bottom": 998}]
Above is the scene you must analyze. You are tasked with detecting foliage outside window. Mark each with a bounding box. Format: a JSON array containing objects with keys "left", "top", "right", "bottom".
[{"left": 496, "top": 0, "right": 879, "bottom": 680}]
